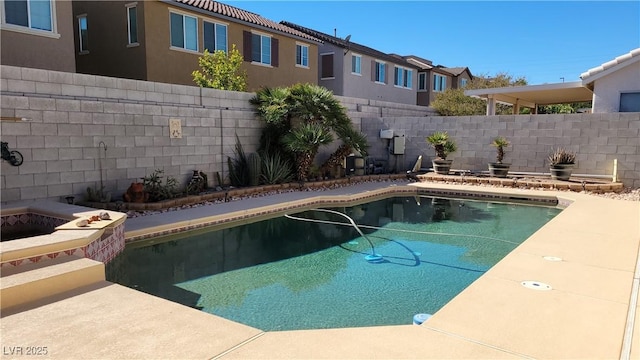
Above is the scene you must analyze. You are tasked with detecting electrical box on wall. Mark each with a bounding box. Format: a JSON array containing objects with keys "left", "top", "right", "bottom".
[
  {"left": 393, "top": 136, "right": 405, "bottom": 155},
  {"left": 380, "top": 129, "right": 394, "bottom": 139}
]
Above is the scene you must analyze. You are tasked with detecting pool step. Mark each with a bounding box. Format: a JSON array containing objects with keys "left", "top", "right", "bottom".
[{"left": 0, "top": 256, "right": 105, "bottom": 311}]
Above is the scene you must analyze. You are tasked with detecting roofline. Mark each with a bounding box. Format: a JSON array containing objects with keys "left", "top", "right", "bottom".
[
  {"left": 281, "top": 21, "right": 420, "bottom": 69},
  {"left": 406, "top": 57, "right": 433, "bottom": 69},
  {"left": 162, "top": 0, "right": 322, "bottom": 44},
  {"left": 465, "top": 81, "right": 585, "bottom": 97},
  {"left": 580, "top": 53, "right": 640, "bottom": 85}
]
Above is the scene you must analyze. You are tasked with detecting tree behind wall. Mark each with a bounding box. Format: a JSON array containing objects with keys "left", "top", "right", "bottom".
[
  {"left": 430, "top": 72, "right": 527, "bottom": 116},
  {"left": 192, "top": 44, "right": 247, "bottom": 91}
]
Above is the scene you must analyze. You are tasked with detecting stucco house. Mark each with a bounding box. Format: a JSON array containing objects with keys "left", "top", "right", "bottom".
[
  {"left": 404, "top": 55, "right": 473, "bottom": 106},
  {"left": 1, "top": 0, "right": 76, "bottom": 72},
  {"left": 465, "top": 48, "right": 640, "bottom": 115},
  {"left": 71, "top": 0, "right": 321, "bottom": 91},
  {"left": 580, "top": 47, "right": 640, "bottom": 113},
  {"left": 281, "top": 21, "right": 421, "bottom": 106}
]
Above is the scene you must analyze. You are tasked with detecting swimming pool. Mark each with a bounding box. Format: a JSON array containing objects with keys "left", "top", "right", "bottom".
[{"left": 107, "top": 195, "right": 561, "bottom": 331}]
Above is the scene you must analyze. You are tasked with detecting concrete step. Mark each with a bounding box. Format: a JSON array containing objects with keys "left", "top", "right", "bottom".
[{"left": 1, "top": 256, "right": 104, "bottom": 311}]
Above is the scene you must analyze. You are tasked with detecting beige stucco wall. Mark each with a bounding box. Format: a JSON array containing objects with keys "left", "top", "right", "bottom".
[
  {"left": 143, "top": 2, "right": 318, "bottom": 90},
  {"left": 0, "top": 0, "right": 75, "bottom": 72},
  {"left": 591, "top": 60, "right": 640, "bottom": 113},
  {"left": 73, "top": 1, "right": 147, "bottom": 80}
]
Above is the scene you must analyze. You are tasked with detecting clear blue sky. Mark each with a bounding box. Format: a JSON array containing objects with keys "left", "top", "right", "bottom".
[{"left": 224, "top": 1, "right": 640, "bottom": 84}]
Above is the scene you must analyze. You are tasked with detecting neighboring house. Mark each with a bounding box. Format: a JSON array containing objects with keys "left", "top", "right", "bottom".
[
  {"left": 580, "top": 47, "right": 640, "bottom": 113},
  {"left": 466, "top": 48, "right": 639, "bottom": 115},
  {"left": 1, "top": 0, "right": 76, "bottom": 72},
  {"left": 71, "top": 0, "right": 321, "bottom": 90},
  {"left": 281, "top": 21, "right": 420, "bottom": 106},
  {"left": 404, "top": 55, "right": 473, "bottom": 106},
  {"left": 440, "top": 67, "right": 473, "bottom": 90}
]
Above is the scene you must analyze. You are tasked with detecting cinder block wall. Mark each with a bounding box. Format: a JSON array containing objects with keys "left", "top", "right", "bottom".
[
  {"left": 362, "top": 114, "right": 640, "bottom": 187},
  {"left": 0, "top": 66, "right": 433, "bottom": 202}
]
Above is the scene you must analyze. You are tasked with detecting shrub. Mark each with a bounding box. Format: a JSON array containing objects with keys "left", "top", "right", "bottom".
[
  {"left": 547, "top": 147, "right": 576, "bottom": 165},
  {"left": 141, "top": 169, "right": 180, "bottom": 202}
]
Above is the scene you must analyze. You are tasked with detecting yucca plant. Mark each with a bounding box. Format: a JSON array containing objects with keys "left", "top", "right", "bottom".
[
  {"left": 491, "top": 136, "right": 510, "bottom": 164},
  {"left": 228, "top": 134, "right": 250, "bottom": 187},
  {"left": 547, "top": 147, "right": 576, "bottom": 166}
]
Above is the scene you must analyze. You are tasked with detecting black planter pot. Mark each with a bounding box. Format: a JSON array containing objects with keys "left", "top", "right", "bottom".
[
  {"left": 550, "top": 164, "right": 574, "bottom": 181},
  {"left": 488, "top": 163, "right": 511, "bottom": 178},
  {"left": 432, "top": 159, "right": 453, "bottom": 175}
]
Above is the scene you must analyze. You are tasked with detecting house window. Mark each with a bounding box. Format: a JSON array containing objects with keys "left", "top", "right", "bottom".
[
  {"left": 204, "top": 21, "right": 227, "bottom": 53},
  {"left": 126, "top": 4, "right": 138, "bottom": 45},
  {"left": 4, "top": 0, "right": 53, "bottom": 32},
  {"left": 170, "top": 12, "right": 197, "bottom": 51},
  {"left": 77, "top": 15, "right": 88, "bottom": 53},
  {"left": 375, "top": 61, "right": 385, "bottom": 83},
  {"left": 296, "top": 44, "right": 308, "bottom": 67},
  {"left": 242, "top": 31, "right": 278, "bottom": 66},
  {"left": 418, "top": 73, "right": 427, "bottom": 91},
  {"left": 620, "top": 92, "right": 640, "bottom": 112},
  {"left": 394, "top": 67, "right": 412, "bottom": 89},
  {"left": 433, "top": 74, "right": 446, "bottom": 92},
  {"left": 460, "top": 78, "right": 468, "bottom": 88},
  {"left": 321, "top": 53, "right": 334, "bottom": 79},
  {"left": 351, "top": 54, "right": 361, "bottom": 75},
  {"left": 251, "top": 33, "right": 271, "bottom": 64}
]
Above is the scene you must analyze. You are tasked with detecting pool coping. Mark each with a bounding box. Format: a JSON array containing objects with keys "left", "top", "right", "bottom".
[
  {"left": 0, "top": 201, "right": 127, "bottom": 267},
  {"left": 1, "top": 181, "right": 639, "bottom": 359},
  {"left": 124, "top": 184, "right": 561, "bottom": 243}
]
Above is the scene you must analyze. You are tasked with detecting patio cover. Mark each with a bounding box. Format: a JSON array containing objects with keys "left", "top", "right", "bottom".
[{"left": 465, "top": 81, "right": 593, "bottom": 115}]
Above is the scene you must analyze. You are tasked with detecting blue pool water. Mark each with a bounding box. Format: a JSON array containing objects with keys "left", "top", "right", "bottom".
[{"left": 107, "top": 196, "right": 561, "bottom": 331}]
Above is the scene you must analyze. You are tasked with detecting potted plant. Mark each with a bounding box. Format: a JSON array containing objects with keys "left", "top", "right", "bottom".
[
  {"left": 488, "top": 136, "right": 511, "bottom": 178},
  {"left": 426, "top": 131, "right": 457, "bottom": 175},
  {"left": 547, "top": 147, "right": 576, "bottom": 181}
]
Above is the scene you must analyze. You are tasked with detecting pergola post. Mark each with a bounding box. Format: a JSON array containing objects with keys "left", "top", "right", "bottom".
[
  {"left": 486, "top": 96, "right": 496, "bottom": 116},
  {"left": 514, "top": 99, "right": 521, "bottom": 114}
]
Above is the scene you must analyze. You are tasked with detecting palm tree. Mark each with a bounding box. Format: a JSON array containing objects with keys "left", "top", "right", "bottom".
[
  {"left": 320, "top": 126, "right": 368, "bottom": 176},
  {"left": 282, "top": 123, "right": 333, "bottom": 181},
  {"left": 250, "top": 83, "right": 368, "bottom": 180}
]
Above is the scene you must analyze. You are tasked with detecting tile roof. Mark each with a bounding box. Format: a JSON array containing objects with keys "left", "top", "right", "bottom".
[
  {"left": 580, "top": 47, "right": 640, "bottom": 83},
  {"left": 281, "top": 21, "right": 419, "bottom": 69},
  {"left": 169, "top": 0, "right": 320, "bottom": 42}
]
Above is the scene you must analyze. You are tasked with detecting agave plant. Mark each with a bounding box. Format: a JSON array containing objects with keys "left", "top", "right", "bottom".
[
  {"left": 261, "top": 152, "right": 294, "bottom": 184},
  {"left": 426, "top": 131, "right": 457, "bottom": 160},
  {"left": 547, "top": 147, "right": 576, "bottom": 166},
  {"left": 491, "top": 136, "right": 510, "bottom": 164}
]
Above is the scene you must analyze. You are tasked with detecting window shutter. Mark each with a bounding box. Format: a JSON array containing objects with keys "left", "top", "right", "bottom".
[
  {"left": 321, "top": 54, "right": 334, "bottom": 78},
  {"left": 371, "top": 60, "right": 376, "bottom": 81},
  {"left": 242, "top": 31, "right": 252, "bottom": 62},
  {"left": 384, "top": 64, "right": 388, "bottom": 84},
  {"left": 272, "top": 38, "right": 279, "bottom": 67}
]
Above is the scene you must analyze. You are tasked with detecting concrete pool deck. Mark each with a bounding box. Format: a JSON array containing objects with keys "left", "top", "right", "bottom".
[{"left": 1, "top": 180, "right": 639, "bottom": 359}]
